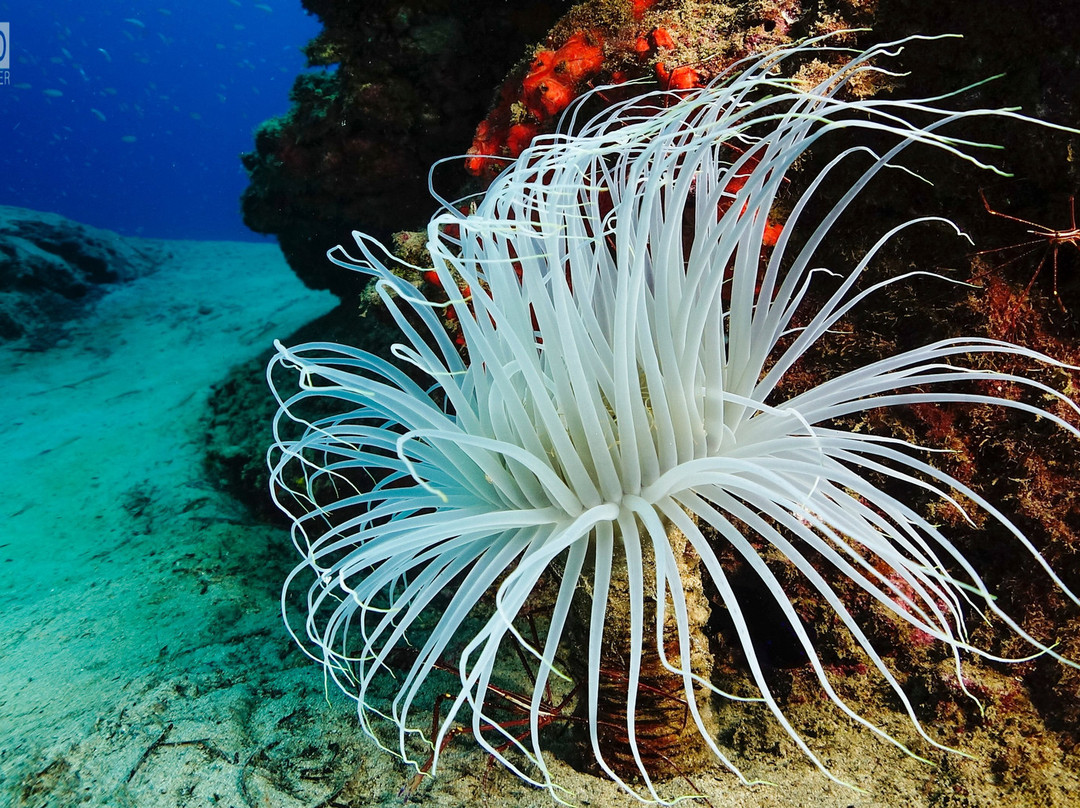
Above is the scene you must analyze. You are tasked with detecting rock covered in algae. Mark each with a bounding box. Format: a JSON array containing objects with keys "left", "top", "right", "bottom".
[{"left": 239, "top": 0, "right": 574, "bottom": 298}]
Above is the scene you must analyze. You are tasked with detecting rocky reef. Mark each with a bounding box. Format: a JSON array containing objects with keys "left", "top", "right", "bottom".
[{"left": 242, "top": 0, "right": 1079, "bottom": 297}]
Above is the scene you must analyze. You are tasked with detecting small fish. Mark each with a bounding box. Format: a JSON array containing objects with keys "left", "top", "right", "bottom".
[
  {"left": 91, "top": 108, "right": 106, "bottom": 122},
  {"left": 43, "top": 88, "right": 64, "bottom": 97},
  {"left": 229, "top": 0, "right": 241, "bottom": 6},
  {"left": 123, "top": 18, "right": 145, "bottom": 28},
  {"left": 61, "top": 47, "right": 72, "bottom": 59},
  {"left": 254, "top": 3, "right": 273, "bottom": 11},
  {"left": 98, "top": 47, "right": 111, "bottom": 62},
  {"left": 158, "top": 8, "right": 172, "bottom": 14},
  {"left": 120, "top": 135, "right": 137, "bottom": 143},
  {"left": 13, "top": 83, "right": 31, "bottom": 90}
]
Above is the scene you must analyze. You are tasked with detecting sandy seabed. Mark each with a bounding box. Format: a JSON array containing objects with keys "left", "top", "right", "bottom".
[{"left": 1, "top": 240, "right": 1076, "bottom": 808}]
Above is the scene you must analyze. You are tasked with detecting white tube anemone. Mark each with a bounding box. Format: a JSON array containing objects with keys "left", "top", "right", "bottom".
[{"left": 268, "top": 35, "right": 1080, "bottom": 803}]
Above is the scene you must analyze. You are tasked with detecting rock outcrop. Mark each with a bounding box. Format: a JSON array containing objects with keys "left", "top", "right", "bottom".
[{"left": 0, "top": 206, "right": 161, "bottom": 346}]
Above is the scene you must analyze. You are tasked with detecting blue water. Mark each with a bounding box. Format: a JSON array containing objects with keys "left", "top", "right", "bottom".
[{"left": 0, "top": 0, "right": 322, "bottom": 241}]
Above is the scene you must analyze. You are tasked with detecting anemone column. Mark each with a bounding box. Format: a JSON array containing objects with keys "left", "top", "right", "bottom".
[{"left": 565, "top": 518, "right": 719, "bottom": 781}]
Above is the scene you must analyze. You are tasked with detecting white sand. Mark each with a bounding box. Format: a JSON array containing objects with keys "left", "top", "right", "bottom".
[
  {"left": 0, "top": 240, "right": 350, "bottom": 807},
  {"left": 1, "top": 239, "right": 1075, "bottom": 808}
]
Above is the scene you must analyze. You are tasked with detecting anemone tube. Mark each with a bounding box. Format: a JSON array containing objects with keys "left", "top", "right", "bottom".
[{"left": 268, "top": 35, "right": 1080, "bottom": 804}]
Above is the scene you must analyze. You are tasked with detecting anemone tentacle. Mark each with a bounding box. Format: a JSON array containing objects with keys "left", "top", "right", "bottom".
[{"left": 269, "top": 34, "right": 1079, "bottom": 804}]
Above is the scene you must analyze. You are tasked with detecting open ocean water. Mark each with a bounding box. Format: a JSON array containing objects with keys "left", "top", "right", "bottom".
[{"left": 0, "top": 0, "right": 321, "bottom": 241}]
